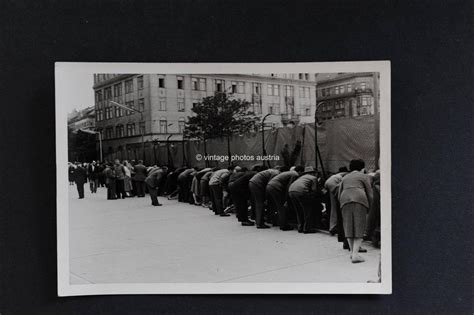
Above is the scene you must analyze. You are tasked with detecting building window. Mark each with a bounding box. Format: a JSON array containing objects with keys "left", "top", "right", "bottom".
[
  {"left": 252, "top": 83, "right": 261, "bottom": 94},
  {"left": 137, "top": 76, "right": 144, "bottom": 90},
  {"left": 298, "top": 73, "right": 303, "bottom": 80},
  {"left": 116, "top": 125, "right": 124, "bottom": 138},
  {"left": 215, "top": 79, "right": 224, "bottom": 92},
  {"left": 347, "top": 84, "right": 352, "bottom": 92},
  {"left": 158, "top": 76, "right": 165, "bottom": 88},
  {"left": 177, "top": 76, "right": 184, "bottom": 89},
  {"left": 95, "top": 90, "right": 103, "bottom": 102},
  {"left": 178, "top": 99, "right": 185, "bottom": 112},
  {"left": 360, "top": 82, "right": 367, "bottom": 90},
  {"left": 192, "top": 101, "right": 198, "bottom": 109},
  {"left": 305, "top": 107, "right": 311, "bottom": 116},
  {"left": 125, "top": 101, "right": 135, "bottom": 115},
  {"left": 268, "top": 84, "right": 279, "bottom": 96},
  {"left": 304, "top": 87, "right": 311, "bottom": 98},
  {"left": 125, "top": 79, "right": 133, "bottom": 93},
  {"left": 305, "top": 73, "right": 309, "bottom": 80},
  {"left": 105, "top": 127, "right": 114, "bottom": 139},
  {"left": 231, "top": 81, "right": 237, "bottom": 93},
  {"left": 126, "top": 123, "right": 135, "bottom": 136},
  {"left": 159, "top": 119, "right": 168, "bottom": 133},
  {"left": 178, "top": 118, "right": 185, "bottom": 133},
  {"left": 139, "top": 121, "right": 145, "bottom": 135},
  {"left": 138, "top": 98, "right": 145, "bottom": 112},
  {"left": 159, "top": 98, "right": 166, "bottom": 111},
  {"left": 107, "top": 107, "right": 113, "bottom": 119},
  {"left": 285, "top": 85, "right": 294, "bottom": 97},
  {"left": 192, "top": 77, "right": 206, "bottom": 91},
  {"left": 104, "top": 87, "right": 112, "bottom": 100},
  {"left": 113, "top": 83, "right": 122, "bottom": 96},
  {"left": 114, "top": 106, "right": 123, "bottom": 118},
  {"left": 237, "top": 81, "right": 245, "bottom": 93},
  {"left": 340, "top": 85, "right": 345, "bottom": 94},
  {"left": 268, "top": 104, "right": 273, "bottom": 114}
]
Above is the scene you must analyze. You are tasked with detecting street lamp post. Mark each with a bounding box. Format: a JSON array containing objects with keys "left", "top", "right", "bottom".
[
  {"left": 166, "top": 134, "right": 173, "bottom": 168},
  {"left": 261, "top": 113, "right": 272, "bottom": 167},
  {"left": 109, "top": 100, "right": 145, "bottom": 162}
]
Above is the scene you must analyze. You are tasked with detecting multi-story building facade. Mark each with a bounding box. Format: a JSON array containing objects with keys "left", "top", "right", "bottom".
[
  {"left": 93, "top": 73, "right": 318, "bottom": 155},
  {"left": 67, "top": 106, "right": 95, "bottom": 132},
  {"left": 315, "top": 72, "right": 378, "bottom": 120}
]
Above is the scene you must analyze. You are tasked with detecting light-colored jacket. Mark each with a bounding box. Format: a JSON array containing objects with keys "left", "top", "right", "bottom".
[{"left": 338, "top": 171, "right": 373, "bottom": 209}]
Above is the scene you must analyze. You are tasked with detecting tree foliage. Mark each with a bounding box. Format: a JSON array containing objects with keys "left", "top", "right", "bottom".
[{"left": 183, "top": 92, "right": 259, "bottom": 140}]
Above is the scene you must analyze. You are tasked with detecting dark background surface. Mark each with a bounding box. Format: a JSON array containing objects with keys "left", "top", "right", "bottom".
[{"left": 0, "top": 0, "right": 472, "bottom": 314}]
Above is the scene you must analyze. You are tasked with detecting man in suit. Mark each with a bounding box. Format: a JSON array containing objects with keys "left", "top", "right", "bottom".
[
  {"left": 133, "top": 160, "right": 147, "bottom": 197},
  {"left": 103, "top": 162, "right": 117, "bottom": 200},
  {"left": 228, "top": 165, "right": 262, "bottom": 226},
  {"left": 266, "top": 165, "right": 304, "bottom": 231},
  {"left": 288, "top": 166, "right": 323, "bottom": 233},
  {"left": 87, "top": 161, "right": 100, "bottom": 193},
  {"left": 248, "top": 167, "right": 281, "bottom": 228},
  {"left": 74, "top": 162, "right": 87, "bottom": 199},
  {"left": 208, "top": 167, "right": 232, "bottom": 216},
  {"left": 145, "top": 166, "right": 168, "bottom": 206}
]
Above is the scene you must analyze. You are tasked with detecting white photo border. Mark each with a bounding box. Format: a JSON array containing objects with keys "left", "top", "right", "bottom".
[{"left": 56, "top": 61, "right": 391, "bottom": 296}]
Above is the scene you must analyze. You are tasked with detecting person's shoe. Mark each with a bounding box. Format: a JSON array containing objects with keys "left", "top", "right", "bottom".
[
  {"left": 358, "top": 247, "right": 367, "bottom": 253},
  {"left": 298, "top": 229, "right": 304, "bottom": 233},
  {"left": 351, "top": 255, "right": 365, "bottom": 263},
  {"left": 303, "top": 230, "right": 317, "bottom": 234},
  {"left": 241, "top": 221, "right": 255, "bottom": 226},
  {"left": 219, "top": 213, "right": 230, "bottom": 217},
  {"left": 257, "top": 224, "right": 271, "bottom": 229},
  {"left": 363, "top": 234, "right": 371, "bottom": 241},
  {"left": 280, "top": 225, "right": 293, "bottom": 231},
  {"left": 329, "top": 228, "right": 337, "bottom": 236},
  {"left": 343, "top": 243, "right": 350, "bottom": 250}
]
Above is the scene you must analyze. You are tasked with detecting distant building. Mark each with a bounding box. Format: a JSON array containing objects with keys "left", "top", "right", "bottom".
[
  {"left": 92, "top": 73, "right": 318, "bottom": 155},
  {"left": 316, "top": 72, "right": 378, "bottom": 120},
  {"left": 68, "top": 106, "right": 95, "bottom": 132}
]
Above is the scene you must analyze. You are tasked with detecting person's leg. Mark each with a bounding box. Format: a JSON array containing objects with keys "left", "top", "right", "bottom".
[
  {"left": 329, "top": 192, "right": 338, "bottom": 233},
  {"left": 289, "top": 193, "right": 303, "bottom": 232},
  {"left": 110, "top": 181, "right": 117, "bottom": 199},
  {"left": 302, "top": 196, "right": 317, "bottom": 233},
  {"left": 254, "top": 188, "right": 266, "bottom": 227},
  {"left": 215, "top": 186, "right": 225, "bottom": 215},
  {"left": 352, "top": 205, "right": 367, "bottom": 263},
  {"left": 89, "top": 180, "right": 94, "bottom": 193}
]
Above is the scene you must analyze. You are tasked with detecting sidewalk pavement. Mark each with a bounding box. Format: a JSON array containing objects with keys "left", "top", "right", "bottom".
[{"left": 69, "top": 185, "right": 380, "bottom": 284}]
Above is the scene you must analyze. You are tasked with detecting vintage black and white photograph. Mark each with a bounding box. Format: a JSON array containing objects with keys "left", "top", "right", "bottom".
[{"left": 56, "top": 62, "right": 391, "bottom": 295}]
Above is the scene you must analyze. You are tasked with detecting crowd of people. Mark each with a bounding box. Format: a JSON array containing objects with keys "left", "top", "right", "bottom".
[{"left": 68, "top": 158, "right": 381, "bottom": 264}]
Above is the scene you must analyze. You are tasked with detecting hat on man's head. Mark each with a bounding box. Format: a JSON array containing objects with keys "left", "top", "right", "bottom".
[{"left": 303, "top": 166, "right": 317, "bottom": 174}]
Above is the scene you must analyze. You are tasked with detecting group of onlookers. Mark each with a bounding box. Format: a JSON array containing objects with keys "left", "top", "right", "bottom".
[{"left": 69, "top": 158, "right": 380, "bottom": 264}]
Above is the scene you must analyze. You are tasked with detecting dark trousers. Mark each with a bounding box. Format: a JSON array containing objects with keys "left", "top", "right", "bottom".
[
  {"left": 116, "top": 179, "right": 126, "bottom": 199},
  {"left": 89, "top": 179, "right": 98, "bottom": 193},
  {"left": 266, "top": 185, "right": 288, "bottom": 227},
  {"left": 209, "top": 184, "right": 224, "bottom": 214},
  {"left": 106, "top": 180, "right": 116, "bottom": 199},
  {"left": 76, "top": 182, "right": 84, "bottom": 198},
  {"left": 230, "top": 188, "right": 249, "bottom": 222},
  {"left": 146, "top": 183, "right": 160, "bottom": 206},
  {"left": 135, "top": 180, "right": 146, "bottom": 197},
  {"left": 289, "top": 191, "right": 320, "bottom": 232},
  {"left": 249, "top": 182, "right": 266, "bottom": 226}
]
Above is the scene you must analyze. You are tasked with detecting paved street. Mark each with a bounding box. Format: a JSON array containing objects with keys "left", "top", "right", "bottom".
[{"left": 69, "top": 185, "right": 380, "bottom": 284}]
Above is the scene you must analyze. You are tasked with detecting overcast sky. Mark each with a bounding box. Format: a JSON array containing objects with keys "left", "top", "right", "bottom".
[{"left": 66, "top": 72, "right": 94, "bottom": 114}]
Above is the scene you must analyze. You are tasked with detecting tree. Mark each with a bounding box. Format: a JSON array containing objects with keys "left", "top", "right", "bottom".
[{"left": 184, "top": 92, "right": 259, "bottom": 165}]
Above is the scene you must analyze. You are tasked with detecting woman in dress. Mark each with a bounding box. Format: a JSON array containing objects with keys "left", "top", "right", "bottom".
[{"left": 338, "top": 159, "right": 373, "bottom": 263}]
